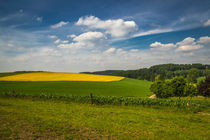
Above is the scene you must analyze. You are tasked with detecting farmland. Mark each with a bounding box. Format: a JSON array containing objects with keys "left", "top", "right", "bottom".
[
  {"left": 0, "top": 72, "right": 152, "bottom": 97},
  {"left": 0, "top": 72, "right": 124, "bottom": 82},
  {"left": 0, "top": 72, "right": 209, "bottom": 139}
]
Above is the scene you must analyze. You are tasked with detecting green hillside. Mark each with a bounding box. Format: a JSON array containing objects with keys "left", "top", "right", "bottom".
[{"left": 0, "top": 78, "right": 152, "bottom": 97}]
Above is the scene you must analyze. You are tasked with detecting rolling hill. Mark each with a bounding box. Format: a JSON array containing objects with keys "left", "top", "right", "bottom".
[{"left": 0, "top": 72, "right": 152, "bottom": 97}]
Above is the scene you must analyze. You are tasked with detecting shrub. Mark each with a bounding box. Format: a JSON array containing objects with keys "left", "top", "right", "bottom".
[
  {"left": 150, "top": 80, "right": 173, "bottom": 98},
  {"left": 198, "top": 75, "right": 210, "bottom": 97},
  {"left": 184, "top": 83, "right": 198, "bottom": 98},
  {"left": 170, "top": 76, "right": 186, "bottom": 99}
]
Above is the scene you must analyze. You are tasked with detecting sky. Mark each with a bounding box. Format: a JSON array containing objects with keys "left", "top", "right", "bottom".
[{"left": 0, "top": 0, "right": 210, "bottom": 72}]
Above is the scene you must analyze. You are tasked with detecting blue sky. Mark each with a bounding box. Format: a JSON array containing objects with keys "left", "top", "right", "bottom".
[{"left": 0, "top": 0, "right": 210, "bottom": 72}]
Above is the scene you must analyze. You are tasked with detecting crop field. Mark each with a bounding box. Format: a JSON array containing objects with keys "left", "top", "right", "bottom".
[
  {"left": 0, "top": 72, "right": 124, "bottom": 82},
  {"left": 0, "top": 72, "right": 152, "bottom": 97}
]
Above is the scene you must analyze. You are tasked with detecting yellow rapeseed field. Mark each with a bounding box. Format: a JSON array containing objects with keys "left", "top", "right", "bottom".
[{"left": 0, "top": 72, "right": 124, "bottom": 82}]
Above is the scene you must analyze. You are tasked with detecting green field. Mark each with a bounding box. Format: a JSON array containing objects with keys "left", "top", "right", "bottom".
[
  {"left": 0, "top": 78, "right": 152, "bottom": 97},
  {"left": 0, "top": 72, "right": 209, "bottom": 139},
  {"left": 0, "top": 97, "right": 209, "bottom": 139}
]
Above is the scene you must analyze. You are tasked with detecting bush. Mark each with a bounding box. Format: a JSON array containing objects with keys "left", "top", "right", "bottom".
[
  {"left": 184, "top": 83, "right": 198, "bottom": 98},
  {"left": 150, "top": 80, "right": 173, "bottom": 98},
  {"left": 150, "top": 76, "right": 188, "bottom": 98},
  {"left": 198, "top": 75, "right": 210, "bottom": 97},
  {"left": 170, "top": 76, "right": 186, "bottom": 99}
]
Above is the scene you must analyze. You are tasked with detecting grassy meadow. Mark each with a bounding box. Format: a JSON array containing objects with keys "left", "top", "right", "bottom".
[{"left": 0, "top": 97, "right": 209, "bottom": 140}]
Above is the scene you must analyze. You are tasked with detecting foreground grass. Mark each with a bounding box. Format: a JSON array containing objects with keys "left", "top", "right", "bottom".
[
  {"left": 0, "top": 78, "right": 152, "bottom": 97},
  {"left": 0, "top": 97, "right": 209, "bottom": 139}
]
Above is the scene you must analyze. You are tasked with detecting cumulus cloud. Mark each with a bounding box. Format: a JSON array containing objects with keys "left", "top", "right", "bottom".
[
  {"left": 204, "top": 19, "right": 210, "bottom": 26},
  {"left": 75, "top": 16, "right": 138, "bottom": 37},
  {"left": 176, "top": 45, "right": 203, "bottom": 51},
  {"left": 1, "top": 24, "right": 210, "bottom": 72},
  {"left": 73, "top": 31, "right": 106, "bottom": 42},
  {"left": 176, "top": 37, "right": 203, "bottom": 51},
  {"left": 58, "top": 31, "right": 106, "bottom": 49},
  {"left": 51, "top": 21, "right": 69, "bottom": 28},
  {"left": 150, "top": 41, "right": 175, "bottom": 50},
  {"left": 198, "top": 36, "right": 210, "bottom": 44},
  {"left": 176, "top": 37, "right": 195, "bottom": 47},
  {"left": 150, "top": 37, "right": 207, "bottom": 52}
]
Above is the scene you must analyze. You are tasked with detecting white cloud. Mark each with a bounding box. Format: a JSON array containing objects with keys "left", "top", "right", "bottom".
[
  {"left": 150, "top": 41, "right": 175, "bottom": 48},
  {"left": 7, "top": 43, "right": 14, "bottom": 47},
  {"left": 54, "top": 39, "right": 61, "bottom": 44},
  {"left": 67, "top": 34, "right": 76, "bottom": 38},
  {"left": 198, "top": 36, "right": 210, "bottom": 44},
  {"left": 130, "top": 49, "right": 139, "bottom": 53},
  {"left": 150, "top": 42, "right": 175, "bottom": 50},
  {"left": 48, "top": 35, "right": 57, "bottom": 39},
  {"left": 62, "top": 40, "right": 69, "bottom": 44},
  {"left": 75, "top": 16, "right": 138, "bottom": 37},
  {"left": 204, "top": 19, "right": 210, "bottom": 26},
  {"left": 1, "top": 23, "right": 210, "bottom": 72},
  {"left": 36, "top": 17, "right": 42, "bottom": 22},
  {"left": 104, "top": 48, "right": 116, "bottom": 53},
  {"left": 37, "top": 48, "right": 61, "bottom": 57},
  {"left": 176, "top": 45, "right": 203, "bottom": 51},
  {"left": 176, "top": 37, "right": 203, "bottom": 51},
  {"left": 150, "top": 37, "right": 206, "bottom": 52},
  {"left": 176, "top": 37, "right": 196, "bottom": 46},
  {"left": 58, "top": 31, "right": 106, "bottom": 49},
  {"left": 133, "top": 28, "right": 173, "bottom": 37},
  {"left": 51, "top": 21, "right": 69, "bottom": 28},
  {"left": 183, "top": 52, "right": 194, "bottom": 56},
  {"left": 73, "top": 31, "right": 106, "bottom": 42},
  {"left": 54, "top": 39, "right": 69, "bottom": 44}
]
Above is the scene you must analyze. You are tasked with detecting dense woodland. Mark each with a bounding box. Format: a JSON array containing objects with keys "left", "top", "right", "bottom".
[{"left": 83, "top": 63, "right": 210, "bottom": 81}]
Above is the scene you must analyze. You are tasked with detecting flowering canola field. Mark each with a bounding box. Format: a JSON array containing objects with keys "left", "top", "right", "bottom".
[{"left": 0, "top": 72, "right": 124, "bottom": 82}]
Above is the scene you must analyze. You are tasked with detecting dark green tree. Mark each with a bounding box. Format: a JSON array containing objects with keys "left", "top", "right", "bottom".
[
  {"left": 198, "top": 75, "right": 210, "bottom": 97},
  {"left": 150, "top": 78, "right": 173, "bottom": 98},
  {"left": 187, "top": 68, "right": 199, "bottom": 83},
  {"left": 184, "top": 83, "right": 198, "bottom": 99},
  {"left": 170, "top": 76, "right": 187, "bottom": 99}
]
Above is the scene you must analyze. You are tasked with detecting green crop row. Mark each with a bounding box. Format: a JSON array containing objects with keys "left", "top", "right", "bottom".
[{"left": 0, "top": 91, "right": 209, "bottom": 112}]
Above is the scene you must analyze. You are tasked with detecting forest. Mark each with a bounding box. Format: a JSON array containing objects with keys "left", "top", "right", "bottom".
[{"left": 83, "top": 63, "right": 210, "bottom": 81}]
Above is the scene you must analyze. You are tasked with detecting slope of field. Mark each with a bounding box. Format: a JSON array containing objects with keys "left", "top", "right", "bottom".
[
  {"left": 0, "top": 97, "right": 209, "bottom": 139},
  {"left": 0, "top": 78, "right": 152, "bottom": 97},
  {"left": 0, "top": 72, "right": 124, "bottom": 82}
]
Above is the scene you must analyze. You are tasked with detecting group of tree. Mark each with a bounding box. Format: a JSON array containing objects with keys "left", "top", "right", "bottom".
[
  {"left": 150, "top": 75, "right": 210, "bottom": 98},
  {"left": 83, "top": 63, "right": 210, "bottom": 81}
]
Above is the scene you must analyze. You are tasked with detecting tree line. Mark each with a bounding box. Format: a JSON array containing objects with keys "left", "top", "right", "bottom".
[
  {"left": 82, "top": 63, "right": 210, "bottom": 81},
  {"left": 150, "top": 75, "right": 210, "bottom": 98}
]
